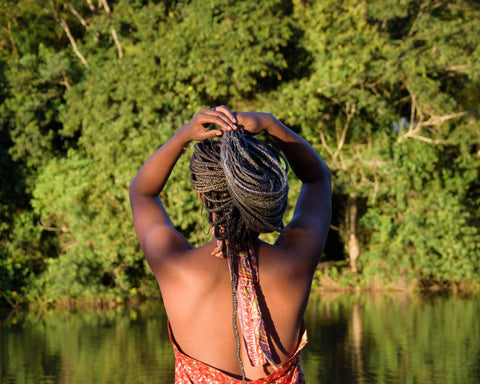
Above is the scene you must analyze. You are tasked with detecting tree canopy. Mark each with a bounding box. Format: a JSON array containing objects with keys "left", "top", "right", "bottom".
[{"left": 1, "top": 0, "right": 479, "bottom": 307}]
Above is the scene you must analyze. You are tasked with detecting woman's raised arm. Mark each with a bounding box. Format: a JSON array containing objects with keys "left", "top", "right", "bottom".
[
  {"left": 235, "top": 110, "right": 332, "bottom": 266},
  {"left": 129, "top": 108, "right": 236, "bottom": 260}
]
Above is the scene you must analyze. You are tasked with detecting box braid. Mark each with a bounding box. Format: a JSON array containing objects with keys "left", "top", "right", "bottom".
[{"left": 190, "top": 128, "right": 289, "bottom": 381}]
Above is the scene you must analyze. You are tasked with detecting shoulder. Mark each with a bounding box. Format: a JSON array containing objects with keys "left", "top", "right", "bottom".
[
  {"left": 141, "top": 224, "right": 192, "bottom": 274},
  {"left": 256, "top": 231, "right": 315, "bottom": 279}
]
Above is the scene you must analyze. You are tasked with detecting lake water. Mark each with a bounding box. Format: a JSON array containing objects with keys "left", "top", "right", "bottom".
[{"left": 1, "top": 293, "right": 479, "bottom": 383}]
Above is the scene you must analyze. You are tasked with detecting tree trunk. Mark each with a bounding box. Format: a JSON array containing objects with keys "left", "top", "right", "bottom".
[{"left": 346, "top": 195, "right": 360, "bottom": 273}]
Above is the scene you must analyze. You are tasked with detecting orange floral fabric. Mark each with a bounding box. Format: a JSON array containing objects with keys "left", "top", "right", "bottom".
[{"left": 169, "top": 323, "right": 307, "bottom": 383}]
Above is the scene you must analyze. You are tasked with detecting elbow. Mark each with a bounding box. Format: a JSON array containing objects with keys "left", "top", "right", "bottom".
[
  {"left": 311, "top": 158, "right": 331, "bottom": 185},
  {"left": 320, "top": 154, "right": 330, "bottom": 174},
  {"left": 129, "top": 176, "right": 139, "bottom": 202},
  {"left": 324, "top": 162, "right": 331, "bottom": 187}
]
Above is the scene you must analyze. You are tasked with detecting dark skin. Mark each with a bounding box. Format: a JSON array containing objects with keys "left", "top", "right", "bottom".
[{"left": 129, "top": 106, "right": 331, "bottom": 380}]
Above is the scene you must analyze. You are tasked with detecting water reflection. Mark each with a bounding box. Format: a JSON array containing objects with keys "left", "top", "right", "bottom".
[
  {"left": 303, "top": 293, "right": 480, "bottom": 384},
  {"left": 1, "top": 294, "right": 479, "bottom": 383},
  {"left": 0, "top": 304, "right": 175, "bottom": 383}
]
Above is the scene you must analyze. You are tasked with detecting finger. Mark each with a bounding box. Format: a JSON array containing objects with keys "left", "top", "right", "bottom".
[
  {"left": 199, "top": 109, "right": 236, "bottom": 131},
  {"left": 201, "top": 128, "right": 223, "bottom": 139},
  {"left": 206, "top": 106, "right": 236, "bottom": 126},
  {"left": 213, "top": 105, "right": 237, "bottom": 123}
]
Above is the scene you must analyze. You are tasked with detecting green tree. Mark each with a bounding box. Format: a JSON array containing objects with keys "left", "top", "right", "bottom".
[
  {"left": 262, "top": 0, "right": 480, "bottom": 286},
  {"left": 29, "top": 0, "right": 299, "bottom": 302},
  {"left": 1, "top": 0, "right": 479, "bottom": 306}
]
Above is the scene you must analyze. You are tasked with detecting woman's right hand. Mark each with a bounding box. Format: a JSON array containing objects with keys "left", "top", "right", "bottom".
[{"left": 213, "top": 106, "right": 278, "bottom": 136}]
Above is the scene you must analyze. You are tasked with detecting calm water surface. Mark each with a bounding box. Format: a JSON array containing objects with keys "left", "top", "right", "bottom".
[{"left": 1, "top": 293, "right": 479, "bottom": 383}]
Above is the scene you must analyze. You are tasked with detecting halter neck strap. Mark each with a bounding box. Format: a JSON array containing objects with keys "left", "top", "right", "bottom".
[{"left": 212, "top": 240, "right": 276, "bottom": 368}]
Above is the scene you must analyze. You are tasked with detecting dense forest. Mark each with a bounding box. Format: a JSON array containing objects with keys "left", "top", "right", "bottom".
[{"left": 0, "top": 0, "right": 479, "bottom": 307}]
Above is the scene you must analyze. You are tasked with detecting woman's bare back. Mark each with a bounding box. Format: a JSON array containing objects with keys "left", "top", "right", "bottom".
[{"left": 155, "top": 238, "right": 313, "bottom": 379}]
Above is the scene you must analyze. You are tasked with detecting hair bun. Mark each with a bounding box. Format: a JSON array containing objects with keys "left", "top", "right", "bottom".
[
  {"left": 220, "top": 129, "right": 289, "bottom": 234},
  {"left": 190, "top": 129, "right": 289, "bottom": 246}
]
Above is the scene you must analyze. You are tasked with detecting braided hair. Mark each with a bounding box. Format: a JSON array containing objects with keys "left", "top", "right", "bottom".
[
  {"left": 190, "top": 127, "right": 289, "bottom": 380},
  {"left": 190, "top": 128, "right": 289, "bottom": 247}
]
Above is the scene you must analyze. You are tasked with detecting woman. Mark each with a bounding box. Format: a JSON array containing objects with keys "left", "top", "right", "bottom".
[{"left": 129, "top": 106, "right": 331, "bottom": 383}]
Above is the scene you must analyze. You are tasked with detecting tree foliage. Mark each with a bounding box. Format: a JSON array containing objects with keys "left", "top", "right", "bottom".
[{"left": 0, "top": 0, "right": 479, "bottom": 306}]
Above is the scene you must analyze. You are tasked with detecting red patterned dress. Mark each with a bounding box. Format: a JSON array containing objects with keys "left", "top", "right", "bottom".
[{"left": 169, "top": 324, "right": 307, "bottom": 383}]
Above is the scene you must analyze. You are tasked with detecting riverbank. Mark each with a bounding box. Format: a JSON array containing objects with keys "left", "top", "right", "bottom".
[
  {"left": 2, "top": 268, "right": 479, "bottom": 311},
  {"left": 313, "top": 264, "right": 480, "bottom": 295}
]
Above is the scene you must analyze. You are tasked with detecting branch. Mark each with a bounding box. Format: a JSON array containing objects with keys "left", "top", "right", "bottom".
[
  {"left": 7, "top": 22, "right": 19, "bottom": 56},
  {"left": 408, "top": 87, "right": 420, "bottom": 129},
  {"left": 407, "top": 1, "right": 442, "bottom": 38},
  {"left": 333, "top": 102, "right": 356, "bottom": 160},
  {"left": 60, "top": 18, "right": 90, "bottom": 67},
  {"left": 85, "top": 0, "right": 95, "bottom": 11},
  {"left": 401, "top": 110, "right": 467, "bottom": 145},
  {"left": 49, "top": 0, "right": 89, "bottom": 67},
  {"left": 0, "top": 290, "right": 16, "bottom": 309},
  {"left": 416, "top": 111, "right": 468, "bottom": 128},
  {"left": 319, "top": 131, "right": 334, "bottom": 158},
  {"left": 405, "top": 133, "right": 438, "bottom": 144},
  {"left": 445, "top": 65, "right": 470, "bottom": 74},
  {"left": 99, "top": 0, "right": 111, "bottom": 13},
  {"left": 110, "top": 27, "right": 123, "bottom": 59},
  {"left": 371, "top": 173, "right": 379, "bottom": 204},
  {"left": 99, "top": 0, "right": 123, "bottom": 59},
  {"left": 65, "top": 1, "right": 89, "bottom": 29},
  {"left": 39, "top": 217, "right": 70, "bottom": 233},
  {"left": 60, "top": 70, "right": 71, "bottom": 89}
]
